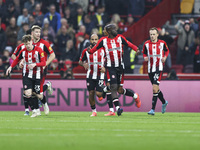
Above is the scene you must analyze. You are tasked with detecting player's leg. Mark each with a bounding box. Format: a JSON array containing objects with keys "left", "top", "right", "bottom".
[
  {"left": 40, "top": 75, "right": 50, "bottom": 115},
  {"left": 22, "top": 76, "right": 33, "bottom": 116},
  {"left": 87, "top": 77, "right": 97, "bottom": 117},
  {"left": 108, "top": 67, "right": 123, "bottom": 116},
  {"left": 117, "top": 71, "right": 141, "bottom": 108}
]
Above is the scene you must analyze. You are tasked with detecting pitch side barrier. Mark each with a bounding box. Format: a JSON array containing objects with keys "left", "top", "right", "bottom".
[{"left": 0, "top": 80, "right": 199, "bottom": 112}]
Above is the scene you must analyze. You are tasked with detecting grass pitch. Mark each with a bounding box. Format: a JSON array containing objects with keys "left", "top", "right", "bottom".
[{"left": 0, "top": 111, "right": 200, "bottom": 150}]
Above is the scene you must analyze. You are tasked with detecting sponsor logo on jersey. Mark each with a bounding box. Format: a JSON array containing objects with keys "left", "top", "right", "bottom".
[{"left": 41, "top": 52, "right": 44, "bottom": 57}]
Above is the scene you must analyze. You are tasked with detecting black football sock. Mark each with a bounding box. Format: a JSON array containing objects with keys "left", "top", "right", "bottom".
[
  {"left": 43, "top": 84, "right": 48, "bottom": 92},
  {"left": 41, "top": 95, "right": 47, "bottom": 104},
  {"left": 152, "top": 93, "right": 158, "bottom": 110},
  {"left": 32, "top": 97, "right": 39, "bottom": 109},
  {"left": 158, "top": 90, "right": 166, "bottom": 104},
  {"left": 23, "top": 97, "right": 29, "bottom": 110},
  {"left": 123, "top": 88, "right": 134, "bottom": 97},
  {"left": 106, "top": 92, "right": 113, "bottom": 108}
]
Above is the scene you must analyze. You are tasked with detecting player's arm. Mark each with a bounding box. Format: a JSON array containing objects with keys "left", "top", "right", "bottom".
[
  {"left": 27, "top": 51, "right": 46, "bottom": 69},
  {"left": 43, "top": 42, "right": 56, "bottom": 67},
  {"left": 142, "top": 44, "right": 148, "bottom": 62},
  {"left": 46, "top": 52, "right": 55, "bottom": 66},
  {"left": 6, "top": 51, "right": 23, "bottom": 75},
  {"left": 88, "top": 39, "right": 103, "bottom": 54},
  {"left": 121, "top": 36, "right": 139, "bottom": 54},
  {"left": 162, "top": 42, "right": 169, "bottom": 63},
  {"left": 79, "top": 49, "right": 88, "bottom": 70},
  {"left": 11, "top": 54, "right": 17, "bottom": 60}
]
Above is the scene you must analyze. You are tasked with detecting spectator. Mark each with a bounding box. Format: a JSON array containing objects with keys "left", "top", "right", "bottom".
[
  {"left": 110, "top": 14, "right": 124, "bottom": 33},
  {"left": 24, "top": 0, "right": 39, "bottom": 14},
  {"left": 158, "top": 27, "right": 174, "bottom": 71},
  {"left": 92, "top": 5, "right": 109, "bottom": 35},
  {"left": 0, "top": 0, "right": 7, "bottom": 24},
  {"left": 41, "top": 28, "right": 55, "bottom": 50},
  {"left": 41, "top": 18, "right": 56, "bottom": 39},
  {"left": 124, "top": 14, "right": 134, "bottom": 32},
  {"left": 64, "top": 68, "right": 74, "bottom": 79},
  {"left": 60, "top": 39, "right": 77, "bottom": 61},
  {"left": 72, "top": 5, "right": 85, "bottom": 31},
  {"left": 17, "top": 23, "right": 29, "bottom": 41},
  {"left": 5, "top": 2, "right": 20, "bottom": 24},
  {"left": 189, "top": 18, "right": 199, "bottom": 37},
  {"left": 128, "top": 0, "right": 145, "bottom": 21},
  {"left": 56, "top": 25, "right": 71, "bottom": 58},
  {"left": 58, "top": 0, "right": 67, "bottom": 17},
  {"left": 83, "top": 14, "right": 95, "bottom": 35},
  {"left": 44, "top": 4, "right": 61, "bottom": 33},
  {"left": 175, "top": 20, "right": 195, "bottom": 66},
  {"left": 2, "top": 49, "right": 11, "bottom": 68},
  {"left": 17, "top": 8, "right": 30, "bottom": 27},
  {"left": 28, "top": 15, "right": 36, "bottom": 28},
  {"left": 64, "top": 7, "right": 73, "bottom": 26},
  {"left": 0, "top": 57, "right": 5, "bottom": 73},
  {"left": 166, "top": 69, "right": 178, "bottom": 80},
  {"left": 0, "top": 23, "right": 7, "bottom": 54},
  {"left": 5, "top": 17, "right": 19, "bottom": 49},
  {"left": 49, "top": 58, "right": 58, "bottom": 71},
  {"left": 191, "top": 34, "right": 200, "bottom": 73},
  {"left": 68, "top": 0, "right": 79, "bottom": 19},
  {"left": 76, "top": 0, "right": 89, "bottom": 13},
  {"left": 33, "top": 3, "right": 44, "bottom": 26},
  {"left": 87, "top": 3, "right": 95, "bottom": 16}
]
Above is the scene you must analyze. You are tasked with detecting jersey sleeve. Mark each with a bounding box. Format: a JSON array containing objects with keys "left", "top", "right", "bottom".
[
  {"left": 142, "top": 42, "right": 148, "bottom": 58},
  {"left": 79, "top": 48, "right": 87, "bottom": 61},
  {"left": 120, "top": 35, "right": 138, "bottom": 51},
  {"left": 90, "top": 38, "right": 104, "bottom": 54},
  {"left": 13, "top": 44, "right": 22, "bottom": 56},
  {"left": 163, "top": 41, "right": 169, "bottom": 57},
  {"left": 11, "top": 50, "right": 23, "bottom": 67},
  {"left": 36, "top": 48, "right": 46, "bottom": 67},
  {"left": 43, "top": 40, "right": 54, "bottom": 55}
]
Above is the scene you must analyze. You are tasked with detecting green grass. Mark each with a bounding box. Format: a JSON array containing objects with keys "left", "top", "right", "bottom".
[{"left": 0, "top": 111, "right": 200, "bottom": 150}]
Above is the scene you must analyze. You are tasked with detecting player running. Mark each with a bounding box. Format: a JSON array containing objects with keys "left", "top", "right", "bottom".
[
  {"left": 88, "top": 24, "right": 141, "bottom": 116},
  {"left": 142, "top": 27, "right": 169, "bottom": 115},
  {"left": 6, "top": 35, "right": 46, "bottom": 117},
  {"left": 11, "top": 29, "right": 53, "bottom": 116},
  {"left": 79, "top": 34, "right": 115, "bottom": 116}
]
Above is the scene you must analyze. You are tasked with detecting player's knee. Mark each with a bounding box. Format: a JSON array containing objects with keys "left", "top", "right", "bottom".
[
  {"left": 153, "top": 88, "right": 159, "bottom": 93},
  {"left": 96, "top": 92, "right": 102, "bottom": 97},
  {"left": 89, "top": 90, "right": 95, "bottom": 96},
  {"left": 117, "top": 87, "right": 123, "bottom": 94},
  {"left": 110, "top": 84, "right": 118, "bottom": 91},
  {"left": 24, "top": 91, "right": 32, "bottom": 98},
  {"left": 37, "top": 94, "right": 43, "bottom": 100}
]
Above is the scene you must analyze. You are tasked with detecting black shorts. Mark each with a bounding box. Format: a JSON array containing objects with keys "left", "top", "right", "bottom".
[
  {"left": 86, "top": 75, "right": 103, "bottom": 92},
  {"left": 106, "top": 66, "right": 124, "bottom": 85},
  {"left": 148, "top": 71, "right": 163, "bottom": 85},
  {"left": 23, "top": 75, "right": 42, "bottom": 94}
]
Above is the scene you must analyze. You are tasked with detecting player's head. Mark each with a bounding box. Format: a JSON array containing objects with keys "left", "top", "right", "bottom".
[
  {"left": 90, "top": 34, "right": 99, "bottom": 46},
  {"left": 31, "top": 25, "right": 41, "bottom": 40},
  {"left": 105, "top": 24, "right": 117, "bottom": 37},
  {"left": 22, "top": 35, "right": 33, "bottom": 50},
  {"left": 149, "top": 27, "right": 159, "bottom": 43}
]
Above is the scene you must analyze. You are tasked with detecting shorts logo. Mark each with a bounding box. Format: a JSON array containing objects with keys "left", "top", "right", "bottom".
[
  {"left": 35, "top": 85, "right": 40, "bottom": 93},
  {"left": 112, "top": 75, "right": 115, "bottom": 78},
  {"left": 24, "top": 85, "right": 27, "bottom": 89},
  {"left": 159, "top": 45, "right": 162, "bottom": 49}
]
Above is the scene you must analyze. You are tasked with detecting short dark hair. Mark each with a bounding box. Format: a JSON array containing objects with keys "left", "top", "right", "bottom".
[
  {"left": 31, "top": 25, "right": 41, "bottom": 31},
  {"left": 149, "top": 27, "right": 159, "bottom": 33},
  {"left": 22, "top": 35, "right": 32, "bottom": 43}
]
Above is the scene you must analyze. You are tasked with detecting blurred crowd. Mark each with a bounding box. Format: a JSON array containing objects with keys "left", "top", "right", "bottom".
[
  {"left": 1, "top": 0, "right": 162, "bottom": 78},
  {"left": 4, "top": 0, "right": 200, "bottom": 79}
]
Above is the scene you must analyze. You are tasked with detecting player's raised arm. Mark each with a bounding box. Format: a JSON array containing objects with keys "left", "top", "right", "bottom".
[
  {"left": 121, "top": 35, "right": 140, "bottom": 54},
  {"left": 88, "top": 38, "right": 104, "bottom": 54}
]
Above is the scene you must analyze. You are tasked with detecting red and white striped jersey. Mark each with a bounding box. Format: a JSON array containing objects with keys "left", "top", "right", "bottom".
[
  {"left": 13, "top": 43, "right": 25, "bottom": 56},
  {"left": 89, "top": 34, "right": 138, "bottom": 68},
  {"left": 142, "top": 39, "right": 169, "bottom": 73},
  {"left": 80, "top": 48, "right": 105, "bottom": 79},
  {"left": 33, "top": 38, "right": 54, "bottom": 61},
  {"left": 11, "top": 46, "right": 46, "bottom": 79}
]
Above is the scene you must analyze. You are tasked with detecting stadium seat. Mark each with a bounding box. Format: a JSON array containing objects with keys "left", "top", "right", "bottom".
[
  {"left": 72, "top": 65, "right": 87, "bottom": 74},
  {"left": 183, "top": 64, "right": 194, "bottom": 73},
  {"left": 171, "top": 65, "right": 184, "bottom": 73},
  {"left": 180, "top": 0, "right": 195, "bottom": 14}
]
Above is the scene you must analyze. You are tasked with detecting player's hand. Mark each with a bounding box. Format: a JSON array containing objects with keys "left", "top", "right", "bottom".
[
  {"left": 19, "top": 59, "right": 25, "bottom": 69},
  {"left": 162, "top": 56, "right": 167, "bottom": 63},
  {"left": 144, "top": 57, "right": 148, "bottom": 62},
  {"left": 83, "top": 63, "right": 89, "bottom": 70},
  {"left": 87, "top": 45, "right": 92, "bottom": 53},
  {"left": 43, "top": 65, "right": 46, "bottom": 70},
  {"left": 136, "top": 49, "right": 140, "bottom": 55},
  {"left": 100, "top": 66, "right": 106, "bottom": 73},
  {"left": 6, "top": 66, "right": 12, "bottom": 76},
  {"left": 27, "top": 63, "right": 36, "bottom": 69}
]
